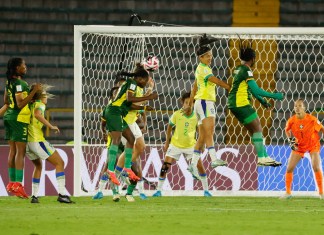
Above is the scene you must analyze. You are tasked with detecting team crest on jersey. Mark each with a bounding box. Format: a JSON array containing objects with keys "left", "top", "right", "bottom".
[
  {"left": 185, "top": 122, "right": 189, "bottom": 127},
  {"left": 299, "top": 124, "right": 304, "bottom": 129}
]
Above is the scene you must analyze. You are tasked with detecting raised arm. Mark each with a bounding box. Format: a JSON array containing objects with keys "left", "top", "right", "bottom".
[
  {"left": 34, "top": 109, "right": 60, "bottom": 133},
  {"left": 247, "top": 80, "right": 284, "bottom": 100},
  {"left": 16, "top": 83, "right": 42, "bottom": 109},
  {"left": 189, "top": 80, "right": 197, "bottom": 107}
]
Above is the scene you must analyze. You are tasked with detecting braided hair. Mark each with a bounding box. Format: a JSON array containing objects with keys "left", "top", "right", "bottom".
[
  {"left": 120, "top": 63, "right": 149, "bottom": 79},
  {"left": 6, "top": 58, "right": 24, "bottom": 81},
  {"left": 238, "top": 36, "right": 256, "bottom": 62},
  {"left": 196, "top": 33, "right": 218, "bottom": 56}
]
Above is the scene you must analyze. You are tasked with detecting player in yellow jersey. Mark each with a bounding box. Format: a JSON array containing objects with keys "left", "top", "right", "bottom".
[
  {"left": 4, "top": 58, "right": 42, "bottom": 198},
  {"left": 152, "top": 92, "right": 212, "bottom": 197},
  {"left": 26, "top": 85, "right": 73, "bottom": 203},
  {"left": 189, "top": 34, "right": 231, "bottom": 178}
]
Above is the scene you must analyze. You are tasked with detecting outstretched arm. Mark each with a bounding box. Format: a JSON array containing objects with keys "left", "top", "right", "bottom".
[
  {"left": 189, "top": 80, "right": 197, "bottom": 108},
  {"left": 247, "top": 80, "right": 283, "bottom": 100},
  {"left": 208, "top": 76, "right": 231, "bottom": 91}
]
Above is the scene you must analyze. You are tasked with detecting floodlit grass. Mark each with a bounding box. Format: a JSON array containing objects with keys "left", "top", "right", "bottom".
[{"left": 1, "top": 196, "right": 324, "bottom": 235}]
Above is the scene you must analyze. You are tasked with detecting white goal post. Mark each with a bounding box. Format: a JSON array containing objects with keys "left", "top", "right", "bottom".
[{"left": 74, "top": 26, "right": 324, "bottom": 197}]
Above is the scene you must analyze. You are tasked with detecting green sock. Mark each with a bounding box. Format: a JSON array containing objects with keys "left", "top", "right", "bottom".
[
  {"left": 263, "top": 146, "right": 269, "bottom": 157},
  {"left": 15, "top": 169, "right": 24, "bottom": 183},
  {"left": 124, "top": 148, "right": 133, "bottom": 168},
  {"left": 9, "top": 168, "right": 15, "bottom": 182},
  {"left": 108, "top": 145, "right": 118, "bottom": 171},
  {"left": 252, "top": 132, "right": 265, "bottom": 158},
  {"left": 127, "top": 184, "right": 136, "bottom": 195}
]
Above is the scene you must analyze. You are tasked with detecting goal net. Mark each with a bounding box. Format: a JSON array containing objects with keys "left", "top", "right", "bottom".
[{"left": 74, "top": 26, "right": 324, "bottom": 197}]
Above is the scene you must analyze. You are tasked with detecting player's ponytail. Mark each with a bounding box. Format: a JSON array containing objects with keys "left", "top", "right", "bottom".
[
  {"left": 237, "top": 35, "right": 256, "bottom": 62},
  {"left": 196, "top": 33, "right": 218, "bottom": 56},
  {"left": 120, "top": 63, "right": 149, "bottom": 79}
]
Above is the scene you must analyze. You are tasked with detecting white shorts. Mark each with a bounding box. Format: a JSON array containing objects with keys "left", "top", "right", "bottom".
[
  {"left": 121, "top": 122, "right": 143, "bottom": 145},
  {"left": 194, "top": 99, "right": 216, "bottom": 125},
  {"left": 165, "top": 144, "right": 194, "bottom": 161},
  {"left": 26, "top": 141, "right": 56, "bottom": 161}
]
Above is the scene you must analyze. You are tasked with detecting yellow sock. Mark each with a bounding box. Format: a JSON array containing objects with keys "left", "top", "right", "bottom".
[
  {"left": 285, "top": 172, "right": 293, "bottom": 194},
  {"left": 315, "top": 171, "right": 323, "bottom": 195}
]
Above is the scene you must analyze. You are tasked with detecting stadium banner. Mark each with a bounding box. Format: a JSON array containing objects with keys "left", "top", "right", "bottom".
[{"left": 0, "top": 145, "right": 322, "bottom": 196}]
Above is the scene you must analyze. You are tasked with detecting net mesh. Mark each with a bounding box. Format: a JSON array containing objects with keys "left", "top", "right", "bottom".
[{"left": 79, "top": 31, "right": 324, "bottom": 195}]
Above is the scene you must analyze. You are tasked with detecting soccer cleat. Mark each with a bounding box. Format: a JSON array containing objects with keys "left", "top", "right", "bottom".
[
  {"left": 152, "top": 190, "right": 162, "bottom": 197},
  {"left": 57, "top": 194, "right": 73, "bottom": 203},
  {"left": 270, "top": 161, "right": 282, "bottom": 167},
  {"left": 92, "top": 191, "right": 103, "bottom": 200},
  {"left": 112, "top": 194, "right": 120, "bottom": 202},
  {"left": 31, "top": 195, "right": 39, "bottom": 203},
  {"left": 139, "top": 193, "right": 148, "bottom": 200},
  {"left": 12, "top": 182, "right": 29, "bottom": 199},
  {"left": 204, "top": 190, "right": 212, "bottom": 197},
  {"left": 279, "top": 193, "right": 293, "bottom": 200},
  {"left": 6, "top": 182, "right": 14, "bottom": 193},
  {"left": 187, "top": 164, "right": 201, "bottom": 180},
  {"left": 125, "top": 194, "right": 135, "bottom": 202},
  {"left": 123, "top": 168, "right": 140, "bottom": 182},
  {"left": 211, "top": 159, "right": 228, "bottom": 168},
  {"left": 257, "top": 157, "right": 276, "bottom": 166},
  {"left": 107, "top": 171, "right": 120, "bottom": 186}
]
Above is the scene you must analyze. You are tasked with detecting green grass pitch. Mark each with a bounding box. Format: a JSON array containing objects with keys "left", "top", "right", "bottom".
[{"left": 1, "top": 196, "right": 324, "bottom": 235}]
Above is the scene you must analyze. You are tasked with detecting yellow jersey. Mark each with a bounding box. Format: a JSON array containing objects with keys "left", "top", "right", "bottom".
[
  {"left": 194, "top": 62, "right": 216, "bottom": 102},
  {"left": 123, "top": 86, "right": 144, "bottom": 124},
  {"left": 28, "top": 100, "right": 46, "bottom": 142},
  {"left": 170, "top": 110, "right": 197, "bottom": 148}
]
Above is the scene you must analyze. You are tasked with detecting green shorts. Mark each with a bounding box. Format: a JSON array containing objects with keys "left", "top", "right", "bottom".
[
  {"left": 4, "top": 119, "right": 28, "bottom": 142},
  {"left": 105, "top": 113, "right": 128, "bottom": 132},
  {"left": 229, "top": 105, "right": 258, "bottom": 125}
]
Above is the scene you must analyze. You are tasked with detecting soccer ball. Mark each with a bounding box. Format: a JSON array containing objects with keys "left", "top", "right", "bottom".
[{"left": 142, "top": 55, "right": 159, "bottom": 72}]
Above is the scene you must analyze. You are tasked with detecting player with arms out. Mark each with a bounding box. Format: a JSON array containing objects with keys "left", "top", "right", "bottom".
[
  {"left": 189, "top": 34, "right": 231, "bottom": 178},
  {"left": 104, "top": 63, "right": 158, "bottom": 186},
  {"left": 26, "top": 85, "right": 73, "bottom": 203},
  {"left": 4, "top": 58, "right": 42, "bottom": 198},
  {"left": 227, "top": 39, "right": 283, "bottom": 166},
  {"left": 281, "top": 99, "right": 324, "bottom": 199},
  {"left": 152, "top": 92, "right": 212, "bottom": 197}
]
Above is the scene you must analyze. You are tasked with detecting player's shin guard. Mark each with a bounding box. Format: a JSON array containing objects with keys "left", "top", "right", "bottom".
[
  {"left": 199, "top": 173, "right": 208, "bottom": 191},
  {"left": 315, "top": 171, "right": 323, "bottom": 195},
  {"left": 252, "top": 132, "right": 265, "bottom": 158},
  {"left": 156, "top": 178, "right": 165, "bottom": 191},
  {"left": 56, "top": 172, "right": 66, "bottom": 195},
  {"left": 124, "top": 148, "right": 133, "bottom": 169},
  {"left": 108, "top": 145, "right": 118, "bottom": 171},
  {"left": 32, "top": 178, "right": 40, "bottom": 197},
  {"left": 98, "top": 173, "right": 109, "bottom": 192},
  {"left": 285, "top": 172, "right": 293, "bottom": 194}
]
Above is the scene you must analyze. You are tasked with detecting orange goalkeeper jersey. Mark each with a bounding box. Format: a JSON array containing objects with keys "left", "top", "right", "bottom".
[{"left": 285, "top": 113, "right": 323, "bottom": 150}]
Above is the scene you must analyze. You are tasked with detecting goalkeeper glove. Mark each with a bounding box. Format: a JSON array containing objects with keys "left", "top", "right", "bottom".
[{"left": 288, "top": 137, "right": 298, "bottom": 150}]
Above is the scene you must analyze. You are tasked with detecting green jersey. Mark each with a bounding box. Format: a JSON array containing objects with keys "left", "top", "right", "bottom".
[
  {"left": 108, "top": 78, "right": 137, "bottom": 116},
  {"left": 228, "top": 65, "right": 254, "bottom": 108},
  {"left": 4, "top": 78, "right": 31, "bottom": 123}
]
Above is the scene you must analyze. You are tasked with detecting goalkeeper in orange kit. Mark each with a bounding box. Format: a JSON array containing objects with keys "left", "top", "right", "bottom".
[{"left": 281, "top": 99, "right": 324, "bottom": 199}]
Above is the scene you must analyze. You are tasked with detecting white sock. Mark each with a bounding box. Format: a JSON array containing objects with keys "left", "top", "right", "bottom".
[
  {"left": 200, "top": 174, "right": 208, "bottom": 191},
  {"left": 137, "top": 179, "right": 144, "bottom": 194},
  {"left": 32, "top": 178, "right": 40, "bottom": 197},
  {"left": 191, "top": 150, "right": 201, "bottom": 166},
  {"left": 207, "top": 147, "right": 217, "bottom": 162},
  {"left": 98, "top": 176, "right": 108, "bottom": 192},
  {"left": 56, "top": 172, "right": 66, "bottom": 195},
  {"left": 156, "top": 178, "right": 165, "bottom": 191}
]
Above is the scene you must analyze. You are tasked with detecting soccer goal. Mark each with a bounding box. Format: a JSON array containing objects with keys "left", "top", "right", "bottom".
[{"left": 74, "top": 26, "right": 324, "bottom": 197}]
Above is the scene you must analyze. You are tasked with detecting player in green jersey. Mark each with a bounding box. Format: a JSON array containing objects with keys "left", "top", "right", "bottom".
[
  {"left": 4, "top": 58, "right": 42, "bottom": 198},
  {"left": 227, "top": 40, "right": 284, "bottom": 166},
  {"left": 104, "top": 63, "right": 158, "bottom": 186},
  {"left": 189, "top": 34, "right": 231, "bottom": 179},
  {"left": 152, "top": 92, "right": 213, "bottom": 197}
]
